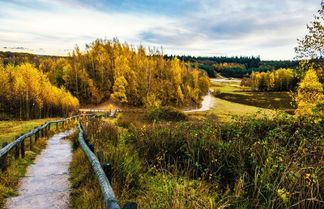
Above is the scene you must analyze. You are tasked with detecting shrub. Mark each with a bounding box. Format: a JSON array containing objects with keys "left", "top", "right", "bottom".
[
  {"left": 145, "top": 106, "right": 188, "bottom": 122},
  {"left": 132, "top": 113, "right": 323, "bottom": 208}
]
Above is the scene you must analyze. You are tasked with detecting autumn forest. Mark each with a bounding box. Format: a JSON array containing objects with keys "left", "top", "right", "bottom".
[
  {"left": 0, "top": 1, "right": 323, "bottom": 209},
  {"left": 0, "top": 40, "right": 210, "bottom": 119}
]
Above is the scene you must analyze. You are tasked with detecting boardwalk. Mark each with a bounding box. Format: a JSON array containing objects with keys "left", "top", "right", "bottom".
[{"left": 5, "top": 130, "right": 74, "bottom": 209}]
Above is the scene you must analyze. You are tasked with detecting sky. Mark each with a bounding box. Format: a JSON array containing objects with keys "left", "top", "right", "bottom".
[{"left": 0, "top": 0, "right": 321, "bottom": 60}]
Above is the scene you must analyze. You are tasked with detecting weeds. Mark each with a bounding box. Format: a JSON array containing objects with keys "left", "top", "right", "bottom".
[{"left": 69, "top": 113, "right": 323, "bottom": 208}]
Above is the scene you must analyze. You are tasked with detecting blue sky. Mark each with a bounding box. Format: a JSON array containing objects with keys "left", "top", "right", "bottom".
[{"left": 0, "top": 0, "right": 321, "bottom": 59}]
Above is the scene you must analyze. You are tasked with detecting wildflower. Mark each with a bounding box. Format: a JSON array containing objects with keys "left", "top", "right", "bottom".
[
  {"left": 305, "top": 173, "right": 317, "bottom": 185},
  {"left": 277, "top": 188, "right": 290, "bottom": 203}
]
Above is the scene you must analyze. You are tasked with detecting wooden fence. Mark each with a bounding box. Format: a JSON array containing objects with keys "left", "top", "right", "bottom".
[
  {"left": 77, "top": 111, "right": 137, "bottom": 209},
  {"left": 0, "top": 111, "right": 136, "bottom": 209},
  {"left": 78, "top": 121, "right": 121, "bottom": 209},
  {"left": 0, "top": 114, "right": 94, "bottom": 170}
]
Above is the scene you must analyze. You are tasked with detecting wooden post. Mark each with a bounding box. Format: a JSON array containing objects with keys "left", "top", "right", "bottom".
[
  {"left": 48, "top": 124, "right": 51, "bottom": 135},
  {"left": 21, "top": 140, "right": 25, "bottom": 158},
  {"left": 56, "top": 122, "right": 59, "bottom": 131},
  {"left": 30, "top": 136, "right": 33, "bottom": 151},
  {"left": 88, "top": 144, "right": 94, "bottom": 152},
  {"left": 34, "top": 127, "right": 38, "bottom": 142},
  {"left": 15, "top": 137, "right": 20, "bottom": 159},
  {"left": 0, "top": 142, "right": 8, "bottom": 171},
  {"left": 123, "top": 202, "right": 138, "bottom": 209},
  {"left": 47, "top": 124, "right": 50, "bottom": 136},
  {"left": 35, "top": 130, "right": 39, "bottom": 142},
  {"left": 102, "top": 163, "right": 113, "bottom": 183},
  {"left": 44, "top": 125, "right": 48, "bottom": 136},
  {"left": 97, "top": 151, "right": 104, "bottom": 163}
]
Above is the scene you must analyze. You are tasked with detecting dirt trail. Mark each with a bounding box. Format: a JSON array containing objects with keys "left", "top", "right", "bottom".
[
  {"left": 185, "top": 92, "right": 215, "bottom": 112},
  {"left": 210, "top": 78, "right": 242, "bottom": 83},
  {"left": 5, "top": 129, "right": 74, "bottom": 209}
]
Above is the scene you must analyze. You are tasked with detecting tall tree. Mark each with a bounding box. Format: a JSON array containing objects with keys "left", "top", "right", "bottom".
[
  {"left": 295, "top": 1, "right": 324, "bottom": 82},
  {"left": 295, "top": 69, "right": 323, "bottom": 119},
  {"left": 295, "top": 1, "right": 324, "bottom": 59}
]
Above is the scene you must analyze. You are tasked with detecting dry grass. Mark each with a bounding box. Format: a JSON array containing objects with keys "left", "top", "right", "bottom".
[
  {"left": 187, "top": 96, "right": 274, "bottom": 122},
  {"left": 0, "top": 118, "right": 59, "bottom": 144},
  {"left": 211, "top": 82, "right": 295, "bottom": 113}
]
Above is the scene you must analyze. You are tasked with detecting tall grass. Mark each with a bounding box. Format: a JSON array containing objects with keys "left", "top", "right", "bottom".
[{"left": 69, "top": 113, "right": 323, "bottom": 208}]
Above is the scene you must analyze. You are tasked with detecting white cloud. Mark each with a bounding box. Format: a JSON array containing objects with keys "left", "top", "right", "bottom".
[
  {"left": 0, "top": 0, "right": 321, "bottom": 59},
  {"left": 0, "top": 0, "right": 173, "bottom": 55}
]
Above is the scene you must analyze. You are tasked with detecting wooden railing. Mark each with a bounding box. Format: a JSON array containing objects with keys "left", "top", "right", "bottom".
[
  {"left": 77, "top": 110, "right": 137, "bottom": 209},
  {"left": 78, "top": 121, "right": 121, "bottom": 209},
  {"left": 0, "top": 111, "right": 136, "bottom": 209},
  {"left": 0, "top": 114, "right": 94, "bottom": 170}
]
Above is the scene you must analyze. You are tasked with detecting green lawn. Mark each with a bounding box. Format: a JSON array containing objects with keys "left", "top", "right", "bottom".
[
  {"left": 188, "top": 96, "right": 275, "bottom": 121},
  {"left": 0, "top": 118, "right": 59, "bottom": 145},
  {"left": 211, "top": 81, "right": 295, "bottom": 114}
]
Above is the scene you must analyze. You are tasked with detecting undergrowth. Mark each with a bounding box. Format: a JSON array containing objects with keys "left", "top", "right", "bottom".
[{"left": 69, "top": 112, "right": 323, "bottom": 208}]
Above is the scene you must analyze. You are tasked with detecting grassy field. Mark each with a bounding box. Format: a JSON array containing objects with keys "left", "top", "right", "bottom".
[
  {"left": 0, "top": 118, "right": 59, "bottom": 145},
  {"left": 187, "top": 88, "right": 275, "bottom": 121},
  {"left": 210, "top": 80, "right": 295, "bottom": 114},
  {"left": 211, "top": 97, "right": 274, "bottom": 119},
  {"left": 69, "top": 110, "right": 323, "bottom": 208}
]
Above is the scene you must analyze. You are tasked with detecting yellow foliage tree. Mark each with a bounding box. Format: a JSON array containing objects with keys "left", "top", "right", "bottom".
[
  {"left": 111, "top": 76, "right": 128, "bottom": 104},
  {"left": 295, "top": 69, "right": 324, "bottom": 119},
  {"left": 0, "top": 63, "right": 79, "bottom": 119}
]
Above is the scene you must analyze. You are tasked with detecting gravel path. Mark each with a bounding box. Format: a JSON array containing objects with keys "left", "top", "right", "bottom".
[
  {"left": 184, "top": 92, "right": 215, "bottom": 112},
  {"left": 5, "top": 129, "right": 74, "bottom": 209}
]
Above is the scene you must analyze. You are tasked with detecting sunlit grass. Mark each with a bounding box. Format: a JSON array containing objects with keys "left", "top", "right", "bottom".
[
  {"left": 70, "top": 114, "right": 323, "bottom": 208},
  {"left": 0, "top": 118, "right": 59, "bottom": 144},
  {"left": 188, "top": 96, "right": 274, "bottom": 121},
  {"left": 211, "top": 81, "right": 295, "bottom": 113}
]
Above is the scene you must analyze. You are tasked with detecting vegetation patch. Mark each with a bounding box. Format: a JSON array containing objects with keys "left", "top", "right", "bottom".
[
  {"left": 145, "top": 106, "right": 188, "bottom": 122},
  {"left": 0, "top": 118, "right": 58, "bottom": 144},
  {"left": 69, "top": 112, "right": 323, "bottom": 208}
]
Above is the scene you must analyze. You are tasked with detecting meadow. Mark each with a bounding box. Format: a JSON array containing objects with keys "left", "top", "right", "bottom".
[
  {"left": 210, "top": 80, "right": 295, "bottom": 114},
  {"left": 69, "top": 108, "right": 323, "bottom": 209},
  {"left": 0, "top": 118, "right": 58, "bottom": 144}
]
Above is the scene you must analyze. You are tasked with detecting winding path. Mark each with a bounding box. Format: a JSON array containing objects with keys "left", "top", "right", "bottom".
[
  {"left": 5, "top": 129, "right": 74, "bottom": 209},
  {"left": 184, "top": 92, "right": 215, "bottom": 112}
]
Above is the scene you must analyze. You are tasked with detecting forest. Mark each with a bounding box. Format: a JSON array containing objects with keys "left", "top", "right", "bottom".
[
  {"left": 0, "top": 41, "right": 210, "bottom": 119},
  {"left": 164, "top": 55, "right": 300, "bottom": 78},
  {"left": 0, "top": 63, "right": 79, "bottom": 120}
]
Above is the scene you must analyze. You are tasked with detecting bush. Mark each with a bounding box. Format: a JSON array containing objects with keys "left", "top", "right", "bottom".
[
  {"left": 70, "top": 113, "right": 323, "bottom": 208},
  {"left": 145, "top": 106, "right": 188, "bottom": 122},
  {"left": 211, "top": 89, "right": 221, "bottom": 96},
  {"left": 132, "top": 113, "right": 323, "bottom": 208}
]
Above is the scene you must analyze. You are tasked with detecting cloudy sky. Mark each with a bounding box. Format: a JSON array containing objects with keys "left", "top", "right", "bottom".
[{"left": 0, "top": 0, "right": 321, "bottom": 59}]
